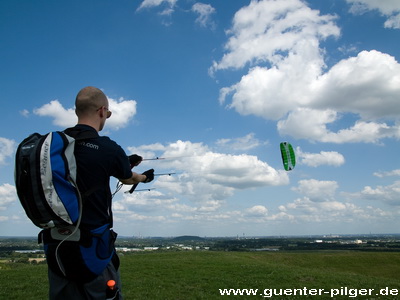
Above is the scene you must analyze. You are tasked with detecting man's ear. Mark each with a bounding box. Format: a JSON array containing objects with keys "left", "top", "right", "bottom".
[{"left": 98, "top": 107, "right": 106, "bottom": 118}]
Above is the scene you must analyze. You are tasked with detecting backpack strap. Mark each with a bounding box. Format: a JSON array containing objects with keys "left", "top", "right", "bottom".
[
  {"left": 64, "top": 126, "right": 109, "bottom": 223},
  {"left": 63, "top": 126, "right": 102, "bottom": 200},
  {"left": 63, "top": 126, "right": 99, "bottom": 140}
]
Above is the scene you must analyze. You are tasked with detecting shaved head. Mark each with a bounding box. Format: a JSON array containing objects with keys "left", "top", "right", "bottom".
[{"left": 75, "top": 86, "right": 108, "bottom": 117}]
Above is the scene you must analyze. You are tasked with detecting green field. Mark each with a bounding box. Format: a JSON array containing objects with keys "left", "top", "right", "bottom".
[{"left": 1, "top": 251, "right": 400, "bottom": 299}]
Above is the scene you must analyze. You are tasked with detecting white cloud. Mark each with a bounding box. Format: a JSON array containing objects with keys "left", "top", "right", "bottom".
[
  {"left": 312, "top": 50, "right": 400, "bottom": 120},
  {"left": 0, "top": 183, "right": 17, "bottom": 211},
  {"left": 115, "top": 189, "right": 178, "bottom": 212},
  {"left": 282, "top": 196, "right": 380, "bottom": 223},
  {"left": 137, "top": 0, "right": 177, "bottom": 11},
  {"left": 192, "top": 3, "right": 216, "bottom": 29},
  {"left": 127, "top": 143, "right": 166, "bottom": 160},
  {"left": 114, "top": 209, "right": 167, "bottom": 223},
  {"left": 0, "top": 137, "right": 15, "bottom": 166},
  {"left": 219, "top": 66, "right": 302, "bottom": 120},
  {"left": 19, "top": 109, "right": 29, "bottom": 117},
  {"left": 346, "top": 0, "right": 400, "bottom": 29},
  {"left": 33, "top": 96, "right": 137, "bottom": 130},
  {"left": 210, "top": 0, "right": 339, "bottom": 73},
  {"left": 297, "top": 147, "right": 345, "bottom": 167},
  {"left": 245, "top": 205, "right": 268, "bottom": 217},
  {"left": 137, "top": 0, "right": 216, "bottom": 27},
  {"left": 277, "top": 106, "right": 400, "bottom": 144},
  {"left": 113, "top": 134, "right": 290, "bottom": 231},
  {"left": 374, "top": 169, "right": 400, "bottom": 178},
  {"left": 292, "top": 179, "right": 338, "bottom": 202},
  {"left": 111, "top": 170, "right": 400, "bottom": 231},
  {"left": 159, "top": 175, "right": 236, "bottom": 203},
  {"left": 215, "top": 133, "right": 264, "bottom": 152},
  {"left": 136, "top": 0, "right": 177, "bottom": 19},
  {"left": 106, "top": 97, "right": 137, "bottom": 130},
  {"left": 358, "top": 181, "right": 400, "bottom": 205},
  {"left": 142, "top": 140, "right": 289, "bottom": 190},
  {"left": 278, "top": 108, "right": 400, "bottom": 143},
  {"left": 212, "top": 0, "right": 338, "bottom": 120},
  {"left": 287, "top": 197, "right": 346, "bottom": 214},
  {"left": 113, "top": 181, "right": 232, "bottom": 225},
  {"left": 117, "top": 139, "right": 289, "bottom": 223},
  {"left": 33, "top": 100, "right": 76, "bottom": 127},
  {"left": 213, "top": 0, "right": 400, "bottom": 144},
  {"left": 277, "top": 108, "right": 338, "bottom": 141}
]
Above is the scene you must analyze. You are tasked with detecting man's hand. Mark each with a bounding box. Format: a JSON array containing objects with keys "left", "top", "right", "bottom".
[
  {"left": 142, "top": 169, "right": 154, "bottom": 183},
  {"left": 129, "top": 154, "right": 143, "bottom": 168}
]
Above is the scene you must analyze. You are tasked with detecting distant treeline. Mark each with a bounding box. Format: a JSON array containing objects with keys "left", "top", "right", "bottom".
[
  {"left": 2, "top": 235, "right": 400, "bottom": 254},
  {"left": 209, "top": 239, "right": 400, "bottom": 252}
]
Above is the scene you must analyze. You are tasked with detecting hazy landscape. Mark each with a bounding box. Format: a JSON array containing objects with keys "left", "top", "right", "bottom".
[{"left": 1, "top": 235, "right": 400, "bottom": 299}]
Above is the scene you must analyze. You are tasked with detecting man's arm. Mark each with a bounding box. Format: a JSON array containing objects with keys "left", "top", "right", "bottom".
[{"left": 119, "top": 172, "right": 147, "bottom": 185}]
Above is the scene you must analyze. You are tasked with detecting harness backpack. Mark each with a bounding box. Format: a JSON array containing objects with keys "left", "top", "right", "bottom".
[
  {"left": 15, "top": 129, "right": 119, "bottom": 282},
  {"left": 15, "top": 130, "right": 97, "bottom": 236}
]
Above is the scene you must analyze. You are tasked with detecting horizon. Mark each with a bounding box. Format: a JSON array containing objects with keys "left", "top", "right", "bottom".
[{"left": 2, "top": 232, "right": 400, "bottom": 239}]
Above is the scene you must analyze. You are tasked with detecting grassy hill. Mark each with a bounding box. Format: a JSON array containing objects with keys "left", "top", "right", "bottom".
[{"left": 1, "top": 251, "right": 400, "bottom": 299}]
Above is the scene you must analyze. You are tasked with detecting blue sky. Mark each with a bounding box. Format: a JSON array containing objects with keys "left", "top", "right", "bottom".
[{"left": 1, "top": 0, "right": 400, "bottom": 237}]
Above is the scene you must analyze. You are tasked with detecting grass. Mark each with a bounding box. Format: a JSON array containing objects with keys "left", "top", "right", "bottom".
[{"left": 1, "top": 251, "right": 400, "bottom": 299}]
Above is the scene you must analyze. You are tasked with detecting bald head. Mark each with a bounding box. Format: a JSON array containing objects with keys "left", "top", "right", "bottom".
[
  {"left": 74, "top": 86, "right": 111, "bottom": 132},
  {"left": 75, "top": 86, "right": 108, "bottom": 117}
]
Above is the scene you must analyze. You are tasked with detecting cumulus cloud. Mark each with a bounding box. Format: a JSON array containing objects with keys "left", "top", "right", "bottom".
[
  {"left": 0, "top": 183, "right": 17, "bottom": 211},
  {"left": 213, "top": 0, "right": 400, "bottom": 144},
  {"left": 0, "top": 137, "right": 15, "bottom": 166},
  {"left": 346, "top": 0, "right": 400, "bottom": 29},
  {"left": 374, "top": 169, "right": 400, "bottom": 178},
  {"left": 113, "top": 190, "right": 294, "bottom": 227},
  {"left": 278, "top": 108, "right": 400, "bottom": 143},
  {"left": 33, "top": 100, "right": 76, "bottom": 127},
  {"left": 137, "top": 139, "right": 288, "bottom": 190},
  {"left": 281, "top": 196, "right": 386, "bottom": 223},
  {"left": 113, "top": 181, "right": 230, "bottom": 226},
  {"left": 358, "top": 181, "right": 400, "bottom": 206},
  {"left": 119, "top": 139, "right": 289, "bottom": 222},
  {"left": 312, "top": 50, "right": 400, "bottom": 120},
  {"left": 245, "top": 205, "right": 268, "bottom": 217},
  {"left": 210, "top": 0, "right": 339, "bottom": 73},
  {"left": 277, "top": 108, "right": 338, "bottom": 141},
  {"left": 112, "top": 145, "right": 400, "bottom": 229},
  {"left": 106, "top": 97, "right": 137, "bottom": 130},
  {"left": 33, "top": 96, "right": 137, "bottom": 130},
  {"left": 292, "top": 179, "right": 339, "bottom": 202},
  {"left": 297, "top": 148, "right": 345, "bottom": 167},
  {"left": 115, "top": 190, "right": 179, "bottom": 212}
]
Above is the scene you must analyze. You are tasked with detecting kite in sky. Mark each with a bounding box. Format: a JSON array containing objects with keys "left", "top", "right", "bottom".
[{"left": 280, "top": 142, "right": 296, "bottom": 171}]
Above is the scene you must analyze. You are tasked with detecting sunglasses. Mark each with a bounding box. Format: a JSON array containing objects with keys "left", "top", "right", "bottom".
[{"left": 97, "top": 106, "right": 112, "bottom": 118}]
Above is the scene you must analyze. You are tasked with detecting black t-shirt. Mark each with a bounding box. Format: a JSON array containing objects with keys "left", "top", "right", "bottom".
[{"left": 67, "top": 124, "right": 132, "bottom": 229}]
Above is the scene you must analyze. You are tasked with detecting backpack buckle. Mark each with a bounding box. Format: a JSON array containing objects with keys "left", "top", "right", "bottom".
[{"left": 50, "top": 226, "right": 81, "bottom": 242}]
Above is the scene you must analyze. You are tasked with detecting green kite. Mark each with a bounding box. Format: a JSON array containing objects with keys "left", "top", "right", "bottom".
[{"left": 280, "top": 142, "right": 296, "bottom": 171}]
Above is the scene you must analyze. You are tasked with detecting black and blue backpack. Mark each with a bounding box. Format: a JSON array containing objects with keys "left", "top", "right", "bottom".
[
  {"left": 15, "top": 129, "right": 117, "bottom": 282},
  {"left": 15, "top": 131, "right": 90, "bottom": 230}
]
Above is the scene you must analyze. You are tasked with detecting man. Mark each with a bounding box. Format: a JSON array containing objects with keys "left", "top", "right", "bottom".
[{"left": 43, "top": 86, "right": 153, "bottom": 299}]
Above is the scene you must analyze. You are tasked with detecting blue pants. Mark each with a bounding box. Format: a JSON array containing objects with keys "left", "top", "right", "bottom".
[{"left": 48, "top": 259, "right": 122, "bottom": 300}]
